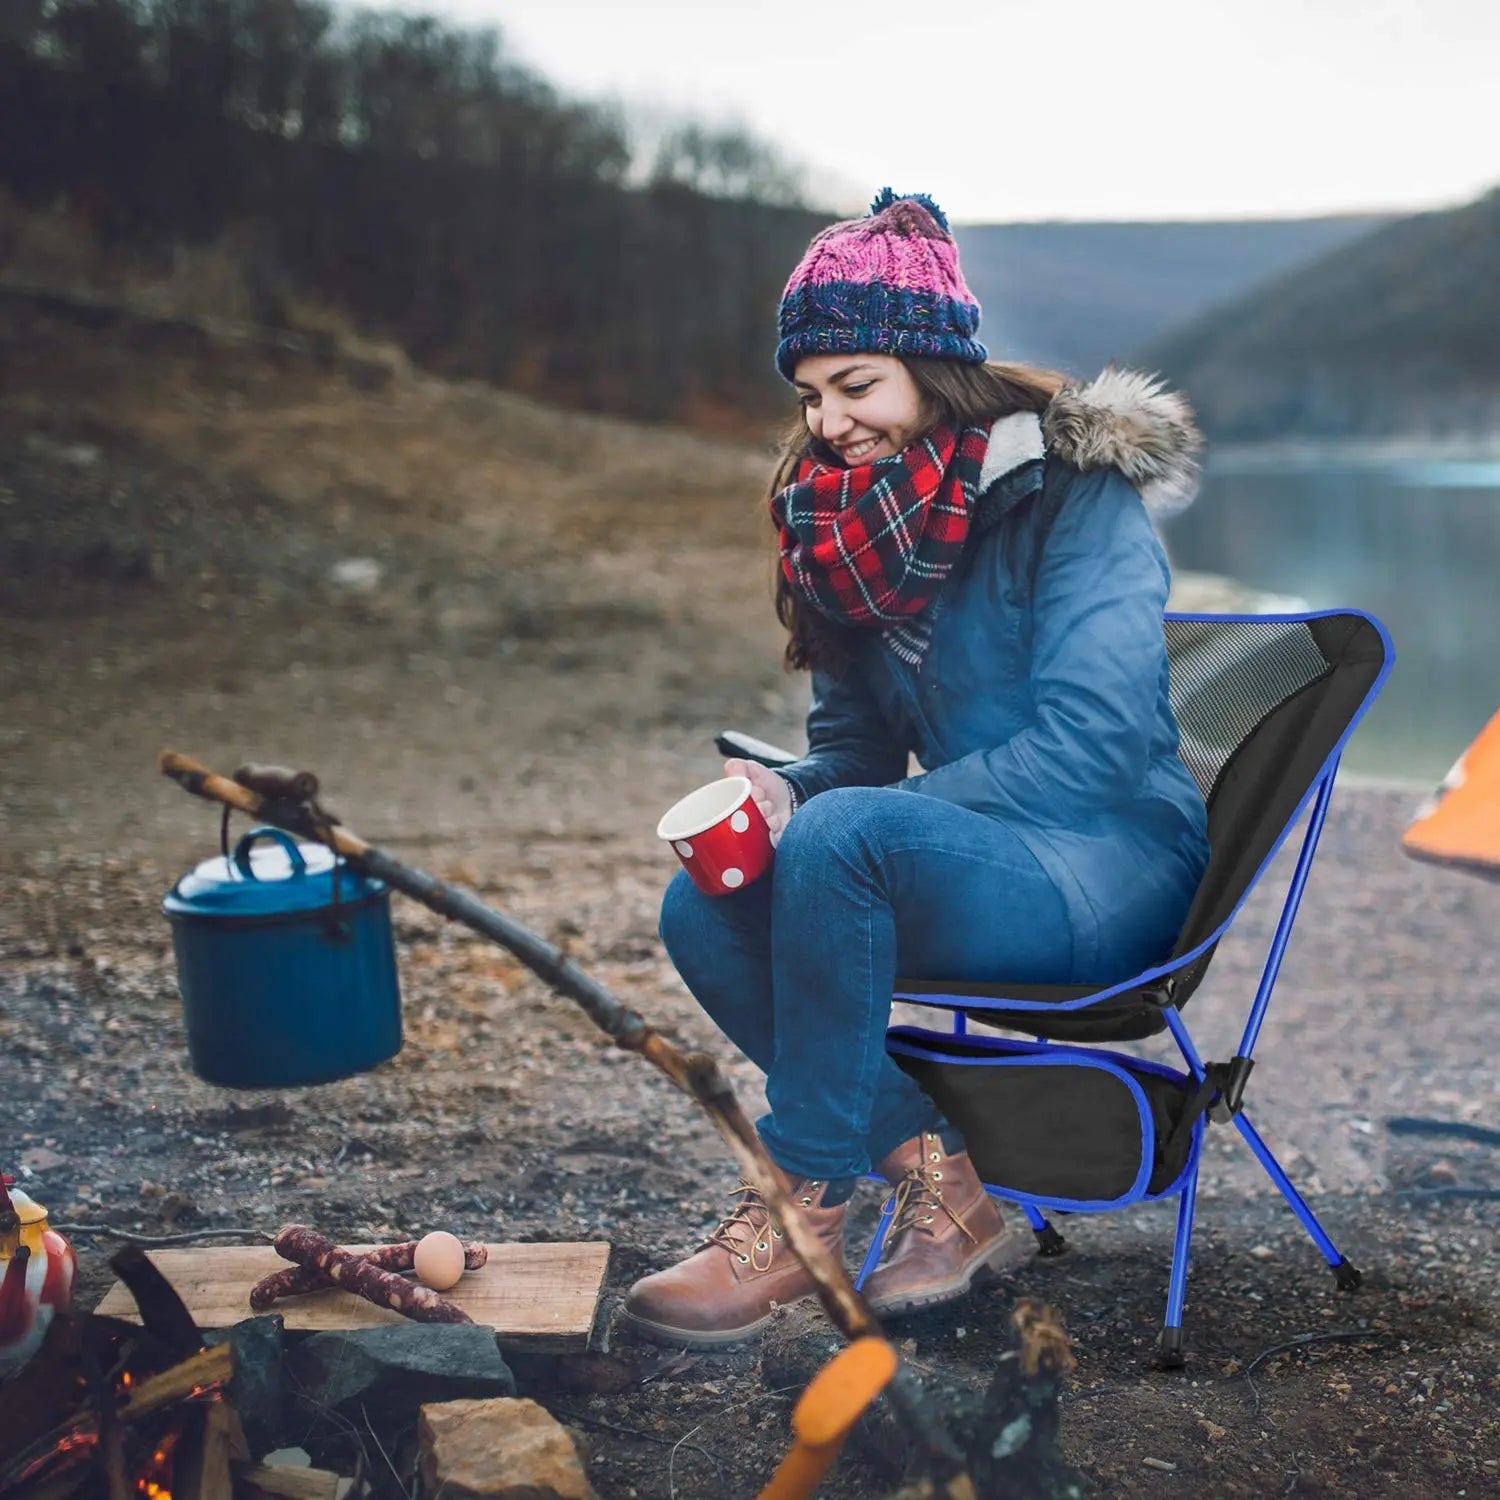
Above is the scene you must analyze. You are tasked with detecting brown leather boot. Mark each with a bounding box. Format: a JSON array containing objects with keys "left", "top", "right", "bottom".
[
  {"left": 860, "top": 1130, "right": 1016, "bottom": 1316},
  {"left": 618, "top": 1175, "right": 847, "bottom": 1348}
]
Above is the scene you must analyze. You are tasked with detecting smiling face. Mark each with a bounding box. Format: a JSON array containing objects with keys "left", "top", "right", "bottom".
[{"left": 791, "top": 354, "right": 929, "bottom": 464}]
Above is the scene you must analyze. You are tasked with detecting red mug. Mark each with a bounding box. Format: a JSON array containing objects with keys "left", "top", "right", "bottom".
[{"left": 657, "top": 776, "right": 775, "bottom": 896}]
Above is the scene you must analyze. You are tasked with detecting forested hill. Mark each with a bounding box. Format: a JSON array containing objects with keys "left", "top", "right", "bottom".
[
  {"left": 10, "top": 0, "right": 1490, "bottom": 444},
  {"left": 953, "top": 216, "right": 1390, "bottom": 378},
  {"left": 0, "top": 0, "right": 823, "bottom": 428},
  {"left": 1139, "top": 187, "right": 1500, "bottom": 441}
]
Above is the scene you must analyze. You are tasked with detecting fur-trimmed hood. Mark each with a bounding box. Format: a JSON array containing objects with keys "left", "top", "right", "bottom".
[{"left": 978, "top": 368, "right": 1203, "bottom": 518}]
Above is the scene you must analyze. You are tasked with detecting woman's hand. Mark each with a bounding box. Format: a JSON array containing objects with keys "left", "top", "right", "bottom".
[{"left": 724, "top": 758, "right": 795, "bottom": 847}]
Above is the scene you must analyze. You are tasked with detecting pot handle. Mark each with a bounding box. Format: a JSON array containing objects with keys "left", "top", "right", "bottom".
[{"left": 232, "top": 826, "right": 308, "bottom": 881}]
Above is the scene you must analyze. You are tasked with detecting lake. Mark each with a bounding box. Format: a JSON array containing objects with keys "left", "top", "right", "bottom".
[{"left": 1159, "top": 452, "right": 1500, "bottom": 784}]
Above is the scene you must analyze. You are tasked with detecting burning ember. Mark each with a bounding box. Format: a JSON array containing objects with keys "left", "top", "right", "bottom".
[{"left": 134, "top": 1428, "right": 180, "bottom": 1500}]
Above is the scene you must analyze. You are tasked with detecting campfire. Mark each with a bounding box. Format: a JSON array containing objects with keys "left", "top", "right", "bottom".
[
  {"left": 1, "top": 1223, "right": 616, "bottom": 1500},
  {"left": 0, "top": 1248, "right": 243, "bottom": 1500}
]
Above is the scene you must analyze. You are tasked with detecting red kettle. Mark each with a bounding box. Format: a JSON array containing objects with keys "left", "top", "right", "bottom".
[{"left": 0, "top": 1172, "right": 77, "bottom": 1379}]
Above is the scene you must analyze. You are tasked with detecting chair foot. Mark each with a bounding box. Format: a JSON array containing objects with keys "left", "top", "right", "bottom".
[
  {"left": 1333, "top": 1258, "right": 1362, "bottom": 1292},
  {"left": 1032, "top": 1221, "right": 1069, "bottom": 1257},
  {"left": 1157, "top": 1326, "right": 1186, "bottom": 1370}
]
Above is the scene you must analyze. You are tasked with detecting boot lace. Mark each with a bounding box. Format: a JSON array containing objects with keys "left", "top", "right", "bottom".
[
  {"left": 704, "top": 1179, "right": 822, "bottom": 1273},
  {"left": 882, "top": 1164, "right": 979, "bottom": 1248}
]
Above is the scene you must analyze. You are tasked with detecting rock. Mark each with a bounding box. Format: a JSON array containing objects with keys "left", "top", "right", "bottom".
[
  {"left": 205, "top": 1315, "right": 288, "bottom": 1459},
  {"left": 328, "top": 558, "right": 382, "bottom": 591},
  {"left": 286, "top": 1325, "right": 515, "bottom": 1423},
  {"left": 418, "top": 1397, "right": 595, "bottom": 1500},
  {"left": 260, "top": 1450, "right": 312, "bottom": 1469}
]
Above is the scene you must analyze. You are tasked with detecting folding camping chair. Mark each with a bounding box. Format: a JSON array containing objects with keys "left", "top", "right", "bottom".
[{"left": 719, "top": 608, "right": 1394, "bottom": 1367}]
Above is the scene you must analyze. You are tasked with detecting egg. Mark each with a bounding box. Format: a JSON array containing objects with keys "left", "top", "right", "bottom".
[{"left": 412, "top": 1231, "right": 467, "bottom": 1291}]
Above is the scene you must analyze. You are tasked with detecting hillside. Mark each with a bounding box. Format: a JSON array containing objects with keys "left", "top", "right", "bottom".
[
  {"left": 953, "top": 216, "right": 1389, "bottom": 378},
  {"left": 0, "top": 291, "right": 798, "bottom": 866},
  {"left": 1140, "top": 187, "right": 1500, "bottom": 441},
  {"left": 4, "top": 294, "right": 1499, "bottom": 1500}
]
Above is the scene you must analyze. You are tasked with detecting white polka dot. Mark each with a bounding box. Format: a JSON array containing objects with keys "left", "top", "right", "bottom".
[
  {"left": 721, "top": 867, "right": 745, "bottom": 889},
  {"left": 674, "top": 840, "right": 693, "bottom": 857},
  {"left": 729, "top": 810, "right": 750, "bottom": 834}
]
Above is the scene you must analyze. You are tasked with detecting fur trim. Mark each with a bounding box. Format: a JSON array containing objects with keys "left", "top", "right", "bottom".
[
  {"left": 979, "top": 411, "right": 1045, "bottom": 492},
  {"left": 1042, "top": 368, "right": 1203, "bottom": 516}
]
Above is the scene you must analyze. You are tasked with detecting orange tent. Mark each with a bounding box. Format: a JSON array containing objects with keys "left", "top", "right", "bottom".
[{"left": 1402, "top": 711, "right": 1500, "bottom": 879}]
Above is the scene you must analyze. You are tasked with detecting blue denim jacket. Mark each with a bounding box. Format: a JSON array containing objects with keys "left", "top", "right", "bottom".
[{"left": 775, "top": 452, "right": 1211, "bottom": 978}]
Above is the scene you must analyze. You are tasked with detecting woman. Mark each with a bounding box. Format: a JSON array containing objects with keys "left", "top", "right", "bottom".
[{"left": 620, "top": 190, "right": 1211, "bottom": 1348}]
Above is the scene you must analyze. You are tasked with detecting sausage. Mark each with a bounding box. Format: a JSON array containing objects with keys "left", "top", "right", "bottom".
[
  {"left": 249, "top": 1239, "right": 487, "bottom": 1311},
  {"left": 269, "top": 1226, "right": 474, "bottom": 1324}
]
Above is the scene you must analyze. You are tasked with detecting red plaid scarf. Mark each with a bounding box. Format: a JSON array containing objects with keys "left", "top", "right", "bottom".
[{"left": 770, "top": 423, "right": 990, "bottom": 664}]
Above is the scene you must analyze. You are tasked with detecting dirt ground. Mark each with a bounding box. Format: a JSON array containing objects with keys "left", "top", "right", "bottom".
[{"left": 2, "top": 298, "right": 1497, "bottom": 1498}]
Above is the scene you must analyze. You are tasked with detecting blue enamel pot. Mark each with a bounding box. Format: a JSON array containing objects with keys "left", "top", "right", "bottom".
[{"left": 163, "top": 827, "right": 403, "bottom": 1088}]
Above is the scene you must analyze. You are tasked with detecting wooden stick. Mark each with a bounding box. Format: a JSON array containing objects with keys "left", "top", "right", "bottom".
[
  {"left": 4, "top": 1461, "right": 96, "bottom": 1500},
  {"left": 120, "top": 1344, "right": 235, "bottom": 1423},
  {"left": 80, "top": 1321, "right": 130, "bottom": 1500},
  {"left": 157, "top": 752, "right": 979, "bottom": 1493},
  {"left": 173, "top": 1402, "right": 239, "bottom": 1500},
  {"left": 237, "top": 1465, "right": 347, "bottom": 1500},
  {"left": 108, "top": 1245, "right": 203, "bottom": 1358}
]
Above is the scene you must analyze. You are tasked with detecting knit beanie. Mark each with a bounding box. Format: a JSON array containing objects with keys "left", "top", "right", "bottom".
[{"left": 775, "top": 188, "right": 987, "bottom": 381}]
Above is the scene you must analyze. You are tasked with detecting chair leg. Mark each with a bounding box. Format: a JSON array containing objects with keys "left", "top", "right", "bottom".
[
  {"left": 853, "top": 1190, "right": 897, "bottom": 1293},
  {"left": 1159, "top": 1164, "right": 1199, "bottom": 1369},
  {"left": 1021, "top": 1202, "right": 1069, "bottom": 1257},
  {"left": 1234, "top": 1111, "right": 1362, "bottom": 1290}
]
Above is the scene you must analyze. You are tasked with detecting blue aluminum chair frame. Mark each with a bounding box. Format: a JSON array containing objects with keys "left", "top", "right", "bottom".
[{"left": 847, "top": 608, "right": 1395, "bottom": 1367}]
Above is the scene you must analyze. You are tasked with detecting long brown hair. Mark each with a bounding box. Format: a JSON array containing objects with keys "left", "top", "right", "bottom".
[{"left": 770, "top": 357, "right": 1068, "bottom": 674}]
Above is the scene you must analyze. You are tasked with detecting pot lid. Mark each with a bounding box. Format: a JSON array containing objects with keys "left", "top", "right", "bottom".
[
  {"left": 162, "top": 827, "right": 384, "bottom": 918},
  {"left": 1, "top": 1177, "right": 45, "bottom": 1227},
  {"left": 5, "top": 1187, "right": 45, "bottom": 1225}
]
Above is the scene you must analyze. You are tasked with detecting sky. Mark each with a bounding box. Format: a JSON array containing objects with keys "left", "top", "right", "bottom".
[{"left": 398, "top": 0, "right": 1500, "bottom": 222}]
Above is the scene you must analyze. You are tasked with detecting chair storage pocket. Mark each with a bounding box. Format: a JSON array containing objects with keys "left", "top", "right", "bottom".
[{"left": 889, "top": 1029, "right": 1199, "bottom": 1207}]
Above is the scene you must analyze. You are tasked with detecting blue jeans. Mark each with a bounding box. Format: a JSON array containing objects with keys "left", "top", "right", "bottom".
[{"left": 659, "top": 786, "right": 1179, "bottom": 1182}]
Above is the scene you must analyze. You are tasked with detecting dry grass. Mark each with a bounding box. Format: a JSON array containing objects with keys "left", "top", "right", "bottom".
[
  {"left": 0, "top": 188, "right": 111, "bottom": 288},
  {"left": 0, "top": 292, "right": 805, "bottom": 864},
  {"left": 71, "top": 317, "right": 780, "bottom": 587}
]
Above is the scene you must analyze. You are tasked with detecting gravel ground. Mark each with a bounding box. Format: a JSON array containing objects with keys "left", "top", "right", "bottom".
[{"left": 2, "top": 298, "right": 1496, "bottom": 1498}]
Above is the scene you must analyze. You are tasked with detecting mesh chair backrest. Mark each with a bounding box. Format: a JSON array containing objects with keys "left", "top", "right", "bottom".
[
  {"left": 1164, "top": 613, "right": 1389, "bottom": 971},
  {"left": 1165, "top": 619, "right": 1332, "bottom": 802}
]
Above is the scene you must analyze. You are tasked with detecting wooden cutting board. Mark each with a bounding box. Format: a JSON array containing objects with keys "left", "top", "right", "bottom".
[{"left": 95, "top": 1242, "right": 610, "bottom": 1351}]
